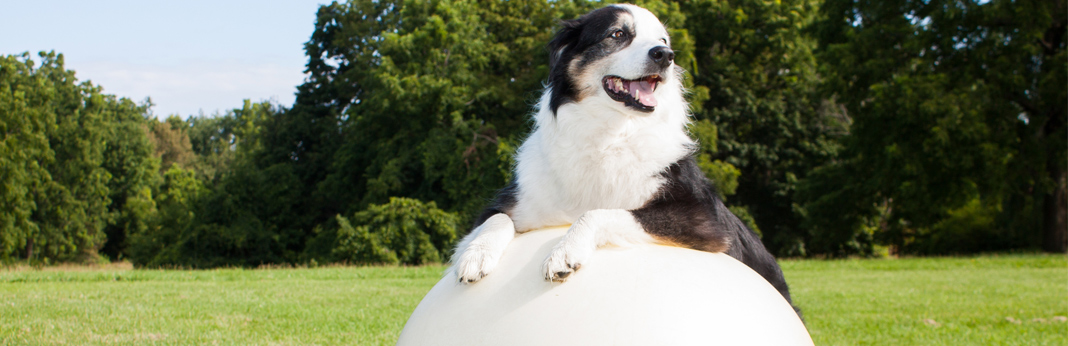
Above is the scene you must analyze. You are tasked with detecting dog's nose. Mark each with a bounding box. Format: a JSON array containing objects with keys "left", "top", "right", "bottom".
[{"left": 648, "top": 46, "right": 675, "bottom": 67}]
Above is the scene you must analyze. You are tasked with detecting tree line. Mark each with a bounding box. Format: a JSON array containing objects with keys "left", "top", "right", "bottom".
[{"left": 0, "top": 0, "right": 1063, "bottom": 267}]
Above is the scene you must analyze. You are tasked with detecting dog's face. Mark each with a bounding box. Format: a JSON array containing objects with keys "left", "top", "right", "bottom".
[{"left": 547, "top": 4, "right": 676, "bottom": 115}]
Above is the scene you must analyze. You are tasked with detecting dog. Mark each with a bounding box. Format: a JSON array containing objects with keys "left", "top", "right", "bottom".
[{"left": 449, "top": 4, "right": 800, "bottom": 316}]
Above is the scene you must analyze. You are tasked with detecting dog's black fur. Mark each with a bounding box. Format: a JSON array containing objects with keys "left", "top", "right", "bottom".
[
  {"left": 632, "top": 156, "right": 801, "bottom": 318},
  {"left": 478, "top": 156, "right": 801, "bottom": 318},
  {"left": 475, "top": 6, "right": 801, "bottom": 318},
  {"left": 547, "top": 6, "right": 632, "bottom": 114}
]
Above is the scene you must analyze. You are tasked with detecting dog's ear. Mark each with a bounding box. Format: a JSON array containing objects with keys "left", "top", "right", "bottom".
[
  {"left": 546, "top": 18, "right": 584, "bottom": 115},
  {"left": 547, "top": 18, "right": 583, "bottom": 71}
]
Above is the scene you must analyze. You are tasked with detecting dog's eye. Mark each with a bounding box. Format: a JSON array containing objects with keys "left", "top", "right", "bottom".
[
  {"left": 660, "top": 38, "right": 668, "bottom": 44},
  {"left": 610, "top": 30, "right": 625, "bottom": 39}
]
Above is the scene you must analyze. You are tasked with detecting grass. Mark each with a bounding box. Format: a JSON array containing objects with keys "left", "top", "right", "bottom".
[
  {"left": 784, "top": 254, "right": 1068, "bottom": 345},
  {"left": 0, "top": 254, "right": 1064, "bottom": 345},
  {"left": 0, "top": 264, "right": 446, "bottom": 345}
]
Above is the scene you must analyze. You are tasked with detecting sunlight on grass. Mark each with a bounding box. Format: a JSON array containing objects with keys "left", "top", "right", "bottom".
[
  {"left": 784, "top": 254, "right": 1068, "bottom": 345},
  {"left": 1, "top": 255, "right": 1065, "bottom": 345},
  {"left": 0, "top": 265, "right": 448, "bottom": 345}
]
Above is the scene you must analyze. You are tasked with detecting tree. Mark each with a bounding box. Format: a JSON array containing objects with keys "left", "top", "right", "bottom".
[
  {"left": 98, "top": 98, "right": 160, "bottom": 261},
  {"left": 677, "top": 0, "right": 843, "bottom": 255},
  {"left": 129, "top": 101, "right": 298, "bottom": 267},
  {"left": 1, "top": 52, "right": 160, "bottom": 262},
  {"left": 804, "top": 0, "right": 1066, "bottom": 254},
  {"left": 126, "top": 166, "right": 203, "bottom": 266},
  {"left": 236, "top": 0, "right": 753, "bottom": 265},
  {"left": 304, "top": 0, "right": 596, "bottom": 229},
  {"left": 2, "top": 53, "right": 103, "bottom": 261},
  {"left": 147, "top": 115, "right": 196, "bottom": 174},
  {"left": 0, "top": 53, "right": 52, "bottom": 260}
]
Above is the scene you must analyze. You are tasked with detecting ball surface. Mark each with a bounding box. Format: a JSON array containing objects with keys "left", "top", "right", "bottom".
[{"left": 397, "top": 227, "right": 812, "bottom": 346}]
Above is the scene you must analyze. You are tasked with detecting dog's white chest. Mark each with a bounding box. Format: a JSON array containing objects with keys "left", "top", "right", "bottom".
[
  {"left": 509, "top": 106, "right": 689, "bottom": 231},
  {"left": 552, "top": 131, "right": 663, "bottom": 205}
]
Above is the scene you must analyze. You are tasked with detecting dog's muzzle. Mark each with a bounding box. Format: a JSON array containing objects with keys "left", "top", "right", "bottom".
[{"left": 602, "top": 74, "right": 662, "bottom": 112}]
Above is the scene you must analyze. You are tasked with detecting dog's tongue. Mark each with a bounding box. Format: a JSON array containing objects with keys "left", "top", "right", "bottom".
[{"left": 628, "top": 79, "right": 657, "bottom": 107}]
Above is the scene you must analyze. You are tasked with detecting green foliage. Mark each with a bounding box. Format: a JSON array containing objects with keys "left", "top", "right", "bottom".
[
  {"left": 0, "top": 52, "right": 158, "bottom": 263},
  {"left": 677, "top": 0, "right": 843, "bottom": 255},
  {"left": 0, "top": 53, "right": 51, "bottom": 261},
  {"left": 99, "top": 1, "right": 747, "bottom": 267},
  {"left": 690, "top": 119, "right": 741, "bottom": 198},
  {"left": 5, "top": 0, "right": 1060, "bottom": 265},
  {"left": 147, "top": 115, "right": 196, "bottom": 173},
  {"left": 98, "top": 97, "right": 161, "bottom": 261},
  {"left": 803, "top": 0, "right": 1067, "bottom": 255},
  {"left": 332, "top": 197, "right": 459, "bottom": 265},
  {"left": 728, "top": 205, "right": 762, "bottom": 238},
  {"left": 183, "top": 113, "right": 236, "bottom": 180},
  {"left": 795, "top": 161, "right": 877, "bottom": 256},
  {"left": 130, "top": 101, "right": 305, "bottom": 268},
  {"left": 309, "top": 0, "right": 594, "bottom": 227},
  {"left": 917, "top": 197, "right": 1002, "bottom": 255},
  {"left": 126, "top": 166, "right": 204, "bottom": 266}
]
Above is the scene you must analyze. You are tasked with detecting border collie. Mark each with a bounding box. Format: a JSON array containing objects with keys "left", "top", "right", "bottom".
[{"left": 450, "top": 4, "right": 800, "bottom": 316}]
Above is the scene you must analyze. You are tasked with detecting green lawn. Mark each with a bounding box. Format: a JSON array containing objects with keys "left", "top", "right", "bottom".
[
  {"left": 1, "top": 254, "right": 1065, "bottom": 345},
  {"left": 784, "top": 254, "right": 1068, "bottom": 345},
  {"left": 0, "top": 264, "right": 445, "bottom": 345}
]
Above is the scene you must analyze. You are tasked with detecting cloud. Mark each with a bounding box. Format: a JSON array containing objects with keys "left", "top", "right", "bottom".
[{"left": 70, "top": 60, "right": 305, "bottom": 118}]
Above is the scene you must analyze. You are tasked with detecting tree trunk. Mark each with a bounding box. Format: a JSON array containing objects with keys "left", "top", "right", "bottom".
[
  {"left": 1043, "top": 166, "right": 1067, "bottom": 253},
  {"left": 25, "top": 237, "right": 34, "bottom": 261}
]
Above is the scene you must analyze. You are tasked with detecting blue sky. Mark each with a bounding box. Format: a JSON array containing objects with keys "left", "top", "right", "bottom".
[{"left": 1, "top": 0, "right": 331, "bottom": 118}]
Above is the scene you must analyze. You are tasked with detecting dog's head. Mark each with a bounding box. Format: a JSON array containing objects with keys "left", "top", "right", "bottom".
[{"left": 546, "top": 4, "right": 678, "bottom": 115}]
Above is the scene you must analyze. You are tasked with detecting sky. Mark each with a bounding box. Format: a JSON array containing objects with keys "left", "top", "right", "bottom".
[{"left": 1, "top": 0, "right": 331, "bottom": 118}]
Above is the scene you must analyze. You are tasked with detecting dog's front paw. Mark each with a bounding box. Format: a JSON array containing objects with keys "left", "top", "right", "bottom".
[
  {"left": 454, "top": 245, "right": 500, "bottom": 283},
  {"left": 543, "top": 239, "right": 591, "bottom": 282}
]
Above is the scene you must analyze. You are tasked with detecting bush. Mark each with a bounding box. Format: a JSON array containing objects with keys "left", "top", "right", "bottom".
[{"left": 332, "top": 197, "right": 459, "bottom": 265}]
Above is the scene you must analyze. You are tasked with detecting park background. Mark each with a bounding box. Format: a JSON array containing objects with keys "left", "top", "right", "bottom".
[
  {"left": 2, "top": 0, "right": 1065, "bottom": 344},
  {"left": 2, "top": 0, "right": 1063, "bottom": 266}
]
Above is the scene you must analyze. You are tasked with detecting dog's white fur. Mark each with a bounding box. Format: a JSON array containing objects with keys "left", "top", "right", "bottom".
[{"left": 452, "top": 4, "right": 693, "bottom": 282}]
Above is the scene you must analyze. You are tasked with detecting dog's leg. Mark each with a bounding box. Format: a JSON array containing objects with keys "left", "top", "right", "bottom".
[
  {"left": 450, "top": 213, "right": 516, "bottom": 283},
  {"left": 543, "top": 209, "right": 655, "bottom": 281}
]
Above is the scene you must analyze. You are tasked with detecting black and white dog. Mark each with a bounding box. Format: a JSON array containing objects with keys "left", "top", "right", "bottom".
[{"left": 450, "top": 4, "right": 799, "bottom": 316}]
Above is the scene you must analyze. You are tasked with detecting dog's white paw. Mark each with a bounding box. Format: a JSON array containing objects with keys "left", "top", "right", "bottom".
[
  {"left": 543, "top": 238, "right": 592, "bottom": 282},
  {"left": 449, "top": 213, "right": 516, "bottom": 284},
  {"left": 454, "top": 245, "right": 500, "bottom": 283}
]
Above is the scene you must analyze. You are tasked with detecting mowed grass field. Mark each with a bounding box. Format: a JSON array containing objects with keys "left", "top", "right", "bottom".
[
  {"left": 783, "top": 254, "right": 1067, "bottom": 345},
  {"left": 1, "top": 254, "right": 1064, "bottom": 345}
]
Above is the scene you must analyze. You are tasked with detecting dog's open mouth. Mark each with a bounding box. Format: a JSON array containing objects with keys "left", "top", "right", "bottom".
[{"left": 603, "top": 75, "right": 661, "bottom": 112}]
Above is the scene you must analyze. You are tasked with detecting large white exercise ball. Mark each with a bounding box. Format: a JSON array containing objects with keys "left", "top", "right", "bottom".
[{"left": 396, "top": 227, "right": 812, "bottom": 346}]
